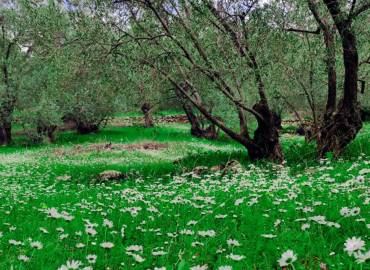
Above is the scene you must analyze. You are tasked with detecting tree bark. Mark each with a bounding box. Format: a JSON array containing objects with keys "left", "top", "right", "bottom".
[
  {"left": 0, "top": 41, "right": 15, "bottom": 146},
  {"left": 307, "top": 0, "right": 337, "bottom": 120},
  {"left": 248, "top": 101, "right": 283, "bottom": 161},
  {"left": 175, "top": 85, "right": 218, "bottom": 139},
  {"left": 37, "top": 125, "right": 57, "bottom": 143},
  {"left": 318, "top": 0, "right": 363, "bottom": 157},
  {"left": 141, "top": 102, "right": 154, "bottom": 128},
  {"left": 0, "top": 120, "right": 11, "bottom": 146},
  {"left": 76, "top": 122, "right": 100, "bottom": 134}
]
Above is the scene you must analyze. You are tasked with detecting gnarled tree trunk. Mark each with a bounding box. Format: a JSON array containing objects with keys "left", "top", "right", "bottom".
[{"left": 247, "top": 101, "right": 283, "bottom": 161}]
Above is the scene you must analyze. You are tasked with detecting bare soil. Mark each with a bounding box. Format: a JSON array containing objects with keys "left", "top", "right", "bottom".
[{"left": 53, "top": 142, "right": 169, "bottom": 156}]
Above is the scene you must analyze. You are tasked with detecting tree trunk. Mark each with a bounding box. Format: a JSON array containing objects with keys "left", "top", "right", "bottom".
[
  {"left": 175, "top": 85, "right": 218, "bottom": 139},
  {"left": 141, "top": 103, "right": 154, "bottom": 128},
  {"left": 323, "top": 26, "right": 337, "bottom": 119},
  {"left": 182, "top": 102, "right": 218, "bottom": 139},
  {"left": 37, "top": 125, "right": 57, "bottom": 143},
  {"left": 0, "top": 120, "right": 11, "bottom": 145},
  {"left": 76, "top": 121, "right": 99, "bottom": 134},
  {"left": 318, "top": 1, "right": 363, "bottom": 157},
  {"left": 247, "top": 101, "right": 284, "bottom": 162}
]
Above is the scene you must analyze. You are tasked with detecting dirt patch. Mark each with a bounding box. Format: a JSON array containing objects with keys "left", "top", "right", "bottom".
[
  {"left": 108, "top": 115, "right": 189, "bottom": 127},
  {"left": 53, "top": 142, "right": 169, "bottom": 156}
]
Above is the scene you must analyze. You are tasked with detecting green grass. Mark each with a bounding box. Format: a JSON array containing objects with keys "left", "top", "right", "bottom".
[{"left": 0, "top": 120, "right": 369, "bottom": 269}]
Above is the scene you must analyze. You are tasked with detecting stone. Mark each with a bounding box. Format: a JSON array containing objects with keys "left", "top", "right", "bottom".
[
  {"left": 193, "top": 166, "right": 209, "bottom": 175},
  {"left": 223, "top": 160, "right": 244, "bottom": 173},
  {"left": 210, "top": 165, "right": 224, "bottom": 172},
  {"left": 98, "top": 170, "right": 125, "bottom": 181}
]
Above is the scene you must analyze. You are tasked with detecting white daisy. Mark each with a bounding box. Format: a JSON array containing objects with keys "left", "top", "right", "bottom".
[
  {"left": 30, "top": 241, "right": 43, "bottom": 250},
  {"left": 344, "top": 237, "right": 365, "bottom": 256},
  {"left": 227, "top": 239, "right": 241, "bottom": 247},
  {"left": 190, "top": 265, "right": 208, "bottom": 270},
  {"left": 86, "top": 254, "right": 97, "bottom": 264},
  {"left": 18, "top": 255, "right": 30, "bottom": 262},
  {"left": 58, "top": 260, "right": 82, "bottom": 270},
  {"left": 218, "top": 266, "right": 232, "bottom": 270},
  {"left": 277, "top": 250, "right": 297, "bottom": 267},
  {"left": 355, "top": 250, "right": 370, "bottom": 263},
  {"left": 227, "top": 253, "right": 245, "bottom": 261},
  {"left": 100, "top": 242, "right": 114, "bottom": 249}
]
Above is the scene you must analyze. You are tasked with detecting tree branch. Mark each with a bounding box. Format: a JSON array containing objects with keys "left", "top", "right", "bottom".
[
  {"left": 352, "top": 2, "right": 370, "bottom": 18},
  {"left": 285, "top": 27, "right": 320, "bottom": 34}
]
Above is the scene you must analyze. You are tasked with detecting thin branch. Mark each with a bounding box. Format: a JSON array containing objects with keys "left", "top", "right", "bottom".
[
  {"left": 352, "top": 2, "right": 370, "bottom": 18},
  {"left": 285, "top": 27, "right": 320, "bottom": 34}
]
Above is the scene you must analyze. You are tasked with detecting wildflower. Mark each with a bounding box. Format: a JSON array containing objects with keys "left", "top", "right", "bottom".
[
  {"left": 350, "top": 207, "right": 361, "bottom": 216},
  {"left": 355, "top": 250, "right": 370, "bottom": 263},
  {"left": 344, "top": 237, "right": 365, "bottom": 256},
  {"left": 76, "top": 243, "right": 85, "bottom": 248},
  {"left": 278, "top": 250, "right": 297, "bottom": 267},
  {"left": 301, "top": 223, "right": 310, "bottom": 231},
  {"left": 59, "top": 234, "right": 69, "bottom": 240},
  {"left": 100, "top": 242, "right": 114, "bottom": 249},
  {"left": 234, "top": 198, "right": 244, "bottom": 206},
  {"left": 85, "top": 227, "right": 97, "bottom": 236},
  {"left": 359, "top": 168, "right": 370, "bottom": 175},
  {"left": 131, "top": 253, "right": 145, "bottom": 263},
  {"left": 58, "top": 260, "right": 82, "bottom": 270},
  {"left": 46, "top": 208, "right": 61, "bottom": 219},
  {"left": 152, "top": 250, "right": 166, "bottom": 256},
  {"left": 261, "top": 234, "right": 277, "bottom": 238},
  {"left": 274, "top": 219, "right": 282, "bottom": 227},
  {"left": 191, "top": 241, "right": 204, "bottom": 247},
  {"left": 18, "top": 255, "right": 30, "bottom": 262},
  {"left": 120, "top": 225, "right": 126, "bottom": 238},
  {"left": 86, "top": 254, "right": 97, "bottom": 264},
  {"left": 9, "top": 239, "right": 23, "bottom": 246},
  {"left": 180, "top": 229, "right": 194, "bottom": 235},
  {"left": 39, "top": 227, "right": 49, "bottom": 234},
  {"left": 190, "top": 265, "right": 208, "bottom": 270},
  {"left": 218, "top": 266, "right": 232, "bottom": 270},
  {"left": 227, "top": 253, "right": 245, "bottom": 261},
  {"left": 187, "top": 220, "right": 197, "bottom": 226},
  {"left": 227, "top": 239, "right": 241, "bottom": 247},
  {"left": 30, "top": 241, "right": 43, "bottom": 250},
  {"left": 340, "top": 207, "right": 361, "bottom": 217},
  {"left": 198, "top": 230, "right": 216, "bottom": 237},
  {"left": 126, "top": 245, "right": 143, "bottom": 253},
  {"left": 103, "top": 219, "right": 113, "bottom": 228}
]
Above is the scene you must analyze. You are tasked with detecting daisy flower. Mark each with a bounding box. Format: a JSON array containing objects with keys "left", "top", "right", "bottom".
[
  {"left": 344, "top": 237, "right": 365, "bottom": 256},
  {"left": 277, "top": 250, "right": 297, "bottom": 267}
]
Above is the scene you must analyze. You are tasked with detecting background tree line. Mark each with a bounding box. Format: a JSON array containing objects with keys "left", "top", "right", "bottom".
[{"left": 0, "top": 0, "right": 369, "bottom": 162}]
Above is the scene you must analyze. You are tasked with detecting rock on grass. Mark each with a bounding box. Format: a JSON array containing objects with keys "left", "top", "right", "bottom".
[{"left": 98, "top": 170, "right": 125, "bottom": 181}]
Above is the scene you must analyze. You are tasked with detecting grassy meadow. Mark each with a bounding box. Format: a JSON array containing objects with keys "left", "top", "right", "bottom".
[{"left": 0, "top": 115, "right": 369, "bottom": 270}]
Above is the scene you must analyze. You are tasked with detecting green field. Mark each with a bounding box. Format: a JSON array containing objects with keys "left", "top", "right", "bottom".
[{"left": 0, "top": 120, "right": 369, "bottom": 270}]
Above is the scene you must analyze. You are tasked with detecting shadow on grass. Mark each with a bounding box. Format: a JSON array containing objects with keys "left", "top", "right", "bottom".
[{"left": 2, "top": 122, "right": 369, "bottom": 181}]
